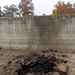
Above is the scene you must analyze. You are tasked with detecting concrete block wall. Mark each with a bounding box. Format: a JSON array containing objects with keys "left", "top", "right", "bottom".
[
  {"left": 34, "top": 15, "right": 75, "bottom": 51},
  {"left": 0, "top": 16, "right": 34, "bottom": 50},
  {"left": 0, "top": 15, "right": 75, "bottom": 51}
]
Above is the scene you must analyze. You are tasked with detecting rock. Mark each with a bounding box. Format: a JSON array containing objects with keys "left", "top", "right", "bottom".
[
  {"left": 56, "top": 63, "right": 67, "bottom": 72},
  {"left": 61, "top": 55, "right": 68, "bottom": 58},
  {"left": 19, "top": 59, "right": 24, "bottom": 65},
  {"left": 52, "top": 72, "right": 60, "bottom": 75},
  {"left": 25, "top": 73, "right": 34, "bottom": 75},
  {"left": 8, "top": 60, "right": 12, "bottom": 65},
  {"left": 49, "top": 56, "right": 56, "bottom": 61},
  {"left": 71, "top": 55, "right": 75, "bottom": 59}
]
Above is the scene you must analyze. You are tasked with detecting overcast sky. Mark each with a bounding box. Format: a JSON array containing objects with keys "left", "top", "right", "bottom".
[{"left": 0, "top": 0, "right": 75, "bottom": 15}]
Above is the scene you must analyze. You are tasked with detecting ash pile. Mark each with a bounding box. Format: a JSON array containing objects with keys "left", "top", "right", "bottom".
[
  {"left": 3, "top": 51, "right": 69, "bottom": 75},
  {"left": 16, "top": 52, "right": 69, "bottom": 75}
]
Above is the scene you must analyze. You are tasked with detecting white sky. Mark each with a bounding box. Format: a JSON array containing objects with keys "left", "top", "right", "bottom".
[{"left": 0, "top": 0, "right": 75, "bottom": 15}]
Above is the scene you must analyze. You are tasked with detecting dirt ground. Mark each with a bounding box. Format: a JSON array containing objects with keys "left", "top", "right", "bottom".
[
  {"left": 0, "top": 49, "right": 75, "bottom": 75},
  {"left": 0, "top": 49, "right": 32, "bottom": 75}
]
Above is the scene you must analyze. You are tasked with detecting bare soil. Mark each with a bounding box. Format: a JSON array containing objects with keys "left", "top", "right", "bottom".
[{"left": 0, "top": 49, "right": 75, "bottom": 75}]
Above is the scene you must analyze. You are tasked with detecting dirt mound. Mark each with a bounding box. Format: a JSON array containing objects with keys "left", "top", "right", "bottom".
[{"left": 3, "top": 51, "right": 69, "bottom": 75}]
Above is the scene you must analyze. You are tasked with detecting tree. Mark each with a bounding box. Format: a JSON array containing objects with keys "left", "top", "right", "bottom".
[
  {"left": 0, "top": 7, "right": 3, "bottom": 17},
  {"left": 3, "top": 4, "right": 19, "bottom": 17},
  {"left": 42, "top": 13, "right": 46, "bottom": 16},
  {"left": 53, "top": 1, "right": 75, "bottom": 14},
  {"left": 19, "top": 0, "right": 34, "bottom": 16}
]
